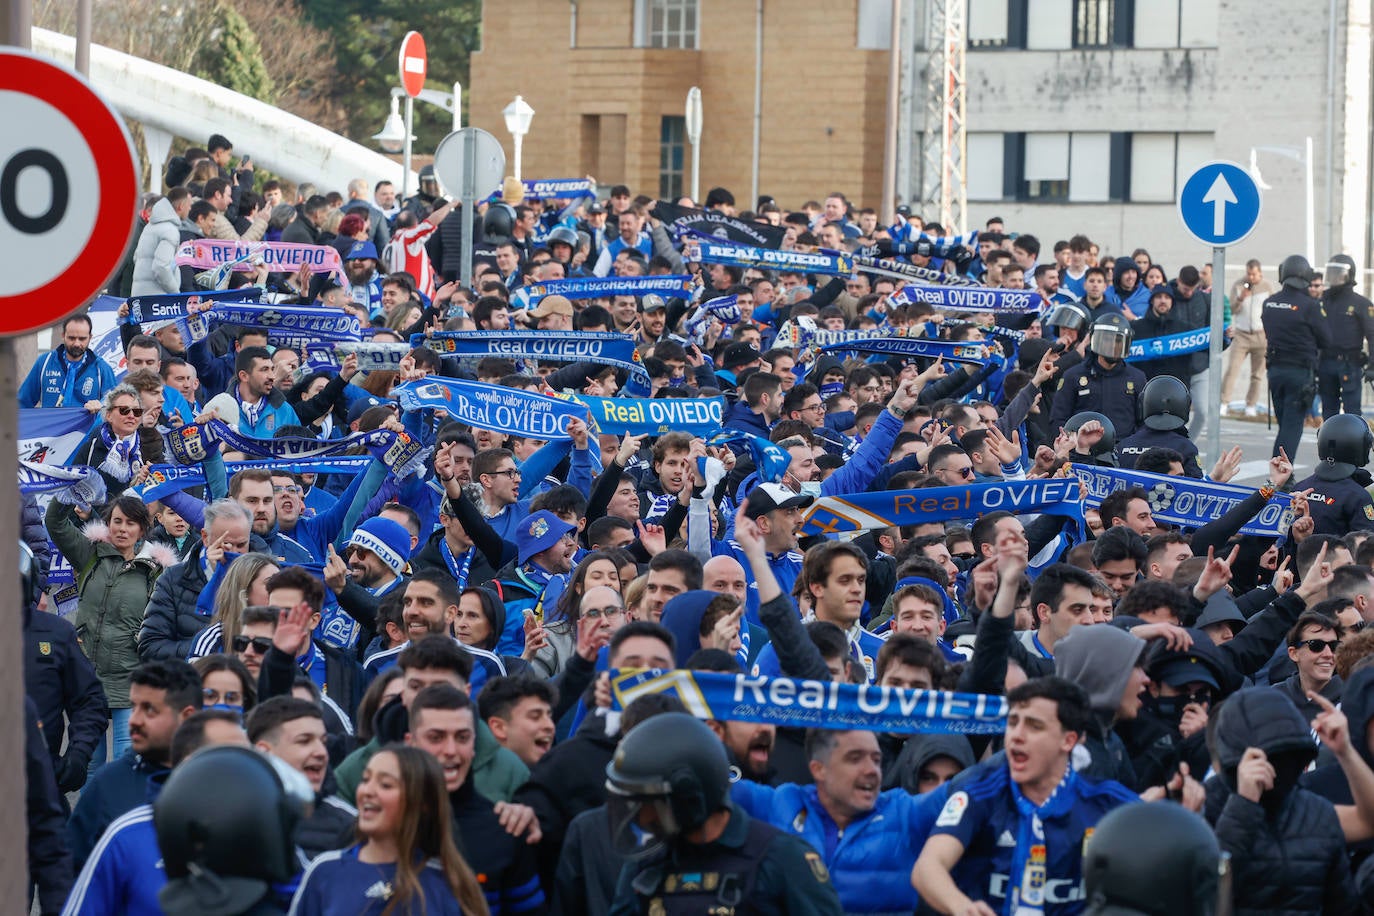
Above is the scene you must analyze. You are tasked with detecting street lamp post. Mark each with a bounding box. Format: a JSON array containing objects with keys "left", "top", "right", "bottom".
[
  {"left": 1249, "top": 137, "right": 1316, "bottom": 265},
  {"left": 373, "top": 84, "right": 464, "bottom": 196},
  {"left": 685, "top": 87, "right": 703, "bottom": 203},
  {"left": 503, "top": 95, "right": 535, "bottom": 181}
]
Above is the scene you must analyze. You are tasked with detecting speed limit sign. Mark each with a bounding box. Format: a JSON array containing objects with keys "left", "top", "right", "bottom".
[{"left": 0, "top": 49, "right": 137, "bottom": 335}]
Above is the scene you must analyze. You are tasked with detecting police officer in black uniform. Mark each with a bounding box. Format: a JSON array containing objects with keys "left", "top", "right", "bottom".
[
  {"left": 1319, "top": 253, "right": 1374, "bottom": 418},
  {"left": 606, "top": 712, "right": 843, "bottom": 916},
  {"left": 21, "top": 540, "right": 107, "bottom": 800},
  {"left": 1261, "top": 254, "right": 1331, "bottom": 460},
  {"left": 1050, "top": 312, "right": 1147, "bottom": 439},
  {"left": 1293, "top": 412, "right": 1374, "bottom": 538},
  {"left": 1116, "top": 375, "right": 1204, "bottom": 477},
  {"left": 1083, "top": 801, "right": 1225, "bottom": 916}
]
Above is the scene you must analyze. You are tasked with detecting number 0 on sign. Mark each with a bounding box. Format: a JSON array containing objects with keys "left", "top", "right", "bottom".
[{"left": 0, "top": 49, "right": 138, "bottom": 335}]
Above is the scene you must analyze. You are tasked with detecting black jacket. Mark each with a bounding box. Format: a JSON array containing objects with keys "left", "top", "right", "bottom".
[
  {"left": 138, "top": 540, "right": 211, "bottom": 662},
  {"left": 296, "top": 792, "right": 358, "bottom": 860},
  {"left": 258, "top": 642, "right": 365, "bottom": 724},
  {"left": 1204, "top": 687, "right": 1359, "bottom": 915},
  {"left": 27, "top": 698, "right": 73, "bottom": 914},
  {"left": 24, "top": 609, "right": 108, "bottom": 766},
  {"left": 22, "top": 493, "right": 51, "bottom": 587},
  {"left": 451, "top": 778, "right": 547, "bottom": 915},
  {"left": 67, "top": 752, "right": 169, "bottom": 870},
  {"left": 515, "top": 711, "right": 620, "bottom": 891}
]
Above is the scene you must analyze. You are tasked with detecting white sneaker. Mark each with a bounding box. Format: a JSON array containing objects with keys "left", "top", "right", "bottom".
[
  {"left": 1244, "top": 405, "right": 1259, "bottom": 417},
  {"left": 1219, "top": 405, "right": 1230, "bottom": 417}
]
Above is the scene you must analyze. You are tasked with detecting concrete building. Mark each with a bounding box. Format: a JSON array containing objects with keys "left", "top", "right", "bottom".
[
  {"left": 469, "top": 0, "right": 894, "bottom": 213},
  {"left": 471, "top": 0, "right": 1372, "bottom": 276}
]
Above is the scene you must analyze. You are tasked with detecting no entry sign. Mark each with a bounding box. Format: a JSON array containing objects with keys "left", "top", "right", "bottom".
[
  {"left": 399, "top": 31, "right": 427, "bottom": 98},
  {"left": 0, "top": 49, "right": 137, "bottom": 335}
]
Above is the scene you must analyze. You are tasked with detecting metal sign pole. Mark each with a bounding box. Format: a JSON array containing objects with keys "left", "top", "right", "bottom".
[
  {"left": 1207, "top": 244, "right": 1226, "bottom": 465},
  {"left": 460, "top": 128, "right": 477, "bottom": 289},
  {"left": 401, "top": 95, "right": 414, "bottom": 201}
]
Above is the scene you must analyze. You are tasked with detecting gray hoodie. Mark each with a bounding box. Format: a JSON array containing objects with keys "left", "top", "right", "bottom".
[{"left": 1054, "top": 624, "right": 1147, "bottom": 789}]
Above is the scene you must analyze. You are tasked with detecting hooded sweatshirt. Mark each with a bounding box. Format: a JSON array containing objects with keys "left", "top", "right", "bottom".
[
  {"left": 1054, "top": 625, "right": 1145, "bottom": 789},
  {"left": 1205, "top": 687, "right": 1357, "bottom": 916},
  {"left": 659, "top": 590, "right": 718, "bottom": 667},
  {"left": 883, "top": 732, "right": 976, "bottom": 795}
]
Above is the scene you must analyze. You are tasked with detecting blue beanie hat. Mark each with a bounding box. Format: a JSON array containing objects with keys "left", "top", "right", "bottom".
[{"left": 347, "top": 516, "right": 412, "bottom": 576}]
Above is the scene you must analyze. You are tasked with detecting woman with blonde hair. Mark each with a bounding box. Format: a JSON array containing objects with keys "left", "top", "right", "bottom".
[
  {"left": 291, "top": 744, "right": 488, "bottom": 915},
  {"left": 187, "top": 552, "right": 279, "bottom": 660}
]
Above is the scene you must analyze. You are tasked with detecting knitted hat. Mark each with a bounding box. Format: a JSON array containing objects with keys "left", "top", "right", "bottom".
[
  {"left": 516, "top": 510, "right": 576, "bottom": 564},
  {"left": 348, "top": 516, "right": 412, "bottom": 576}
]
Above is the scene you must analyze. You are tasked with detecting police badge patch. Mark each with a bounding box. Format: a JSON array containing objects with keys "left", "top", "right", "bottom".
[
  {"left": 1364, "top": 505, "right": 1373, "bottom": 521},
  {"left": 38, "top": 641, "right": 51, "bottom": 656},
  {"left": 804, "top": 852, "right": 830, "bottom": 883}
]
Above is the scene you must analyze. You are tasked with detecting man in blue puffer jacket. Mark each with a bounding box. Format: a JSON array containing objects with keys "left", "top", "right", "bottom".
[{"left": 731, "top": 727, "right": 942, "bottom": 915}]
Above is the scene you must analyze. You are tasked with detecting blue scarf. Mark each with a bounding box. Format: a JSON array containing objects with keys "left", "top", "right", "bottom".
[
  {"left": 577, "top": 394, "right": 724, "bottom": 437},
  {"left": 305, "top": 342, "right": 410, "bottom": 373},
  {"left": 393, "top": 377, "right": 590, "bottom": 441},
  {"left": 1007, "top": 767, "right": 1077, "bottom": 916},
  {"left": 1126, "top": 327, "right": 1210, "bottom": 362},
  {"left": 19, "top": 461, "right": 107, "bottom": 510},
  {"left": 139, "top": 457, "right": 372, "bottom": 501},
  {"left": 802, "top": 478, "right": 1083, "bottom": 537},
  {"left": 891, "top": 284, "right": 1039, "bottom": 314},
  {"left": 706, "top": 430, "right": 790, "bottom": 483},
  {"left": 166, "top": 420, "right": 427, "bottom": 479},
  {"left": 124, "top": 288, "right": 264, "bottom": 327},
  {"left": 655, "top": 199, "right": 790, "bottom": 248},
  {"left": 513, "top": 274, "right": 696, "bottom": 308},
  {"left": 207, "top": 302, "right": 362, "bottom": 340},
  {"left": 683, "top": 230, "right": 854, "bottom": 277},
  {"left": 817, "top": 333, "right": 989, "bottom": 365},
  {"left": 440, "top": 540, "right": 475, "bottom": 589},
  {"left": 1071, "top": 463, "right": 1293, "bottom": 538},
  {"left": 98, "top": 424, "right": 143, "bottom": 484},
  {"left": 850, "top": 251, "right": 983, "bottom": 286},
  {"left": 416, "top": 330, "right": 649, "bottom": 381},
  {"left": 609, "top": 668, "right": 1007, "bottom": 735}
]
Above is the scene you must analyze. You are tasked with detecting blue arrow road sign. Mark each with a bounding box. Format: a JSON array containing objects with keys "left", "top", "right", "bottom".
[{"left": 1177, "top": 161, "right": 1262, "bottom": 247}]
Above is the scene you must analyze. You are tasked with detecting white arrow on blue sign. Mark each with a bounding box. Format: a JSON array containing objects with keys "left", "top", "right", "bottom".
[{"left": 1177, "top": 160, "right": 1262, "bottom": 247}]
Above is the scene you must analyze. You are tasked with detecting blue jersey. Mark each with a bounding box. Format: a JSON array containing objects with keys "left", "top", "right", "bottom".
[
  {"left": 62, "top": 805, "right": 164, "bottom": 916},
  {"left": 930, "top": 762, "right": 1137, "bottom": 914},
  {"left": 290, "top": 844, "right": 465, "bottom": 915}
]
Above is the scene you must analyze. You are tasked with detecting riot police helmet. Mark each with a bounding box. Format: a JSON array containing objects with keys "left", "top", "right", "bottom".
[
  {"left": 605, "top": 712, "right": 731, "bottom": 861},
  {"left": 417, "top": 164, "right": 440, "bottom": 198},
  {"left": 1324, "top": 253, "right": 1357, "bottom": 289},
  {"left": 1044, "top": 301, "right": 1092, "bottom": 337},
  {"left": 1084, "top": 802, "right": 1226, "bottom": 916},
  {"left": 1279, "top": 254, "right": 1314, "bottom": 289},
  {"left": 1064, "top": 411, "right": 1117, "bottom": 457},
  {"left": 1087, "top": 312, "right": 1133, "bottom": 362},
  {"left": 155, "top": 747, "right": 313, "bottom": 915},
  {"left": 483, "top": 202, "right": 516, "bottom": 243},
  {"left": 1315, "top": 413, "right": 1374, "bottom": 481},
  {"left": 1139, "top": 375, "right": 1191, "bottom": 432},
  {"left": 546, "top": 225, "right": 579, "bottom": 253}
]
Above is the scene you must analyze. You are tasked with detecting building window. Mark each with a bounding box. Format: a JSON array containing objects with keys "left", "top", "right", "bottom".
[
  {"left": 1073, "top": 0, "right": 1114, "bottom": 47},
  {"left": 638, "top": 0, "right": 699, "bottom": 50},
  {"left": 659, "top": 116, "right": 686, "bottom": 200},
  {"left": 968, "top": 0, "right": 1011, "bottom": 48},
  {"left": 1021, "top": 132, "right": 1070, "bottom": 201}
]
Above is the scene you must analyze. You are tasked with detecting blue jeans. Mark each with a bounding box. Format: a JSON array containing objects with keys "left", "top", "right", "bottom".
[{"left": 88, "top": 707, "right": 132, "bottom": 774}]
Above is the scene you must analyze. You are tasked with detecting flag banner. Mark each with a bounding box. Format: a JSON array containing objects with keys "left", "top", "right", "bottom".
[
  {"left": 139, "top": 457, "right": 373, "bottom": 502},
  {"left": 1126, "top": 328, "right": 1211, "bottom": 362},
  {"left": 514, "top": 275, "right": 695, "bottom": 308},
  {"left": 701, "top": 294, "right": 742, "bottom": 324},
  {"left": 707, "top": 430, "right": 791, "bottom": 483},
  {"left": 416, "top": 330, "right": 648, "bottom": 381},
  {"left": 19, "top": 408, "right": 91, "bottom": 466},
  {"left": 576, "top": 395, "right": 724, "bottom": 437},
  {"left": 165, "top": 420, "right": 426, "bottom": 480},
  {"left": 801, "top": 478, "right": 1084, "bottom": 537},
  {"left": 175, "top": 239, "right": 347, "bottom": 283},
  {"left": 683, "top": 295, "right": 742, "bottom": 347},
  {"left": 891, "top": 283, "right": 1040, "bottom": 313},
  {"left": 653, "top": 199, "right": 790, "bottom": 248},
  {"left": 205, "top": 302, "right": 362, "bottom": 341},
  {"left": 609, "top": 668, "right": 1007, "bottom": 736},
  {"left": 817, "top": 334, "right": 988, "bottom": 365},
  {"left": 512, "top": 178, "right": 596, "bottom": 199},
  {"left": 1071, "top": 463, "right": 1293, "bottom": 538},
  {"left": 125, "top": 288, "right": 265, "bottom": 326},
  {"left": 682, "top": 231, "right": 854, "bottom": 277},
  {"left": 393, "top": 377, "right": 589, "bottom": 441},
  {"left": 19, "top": 460, "right": 107, "bottom": 510},
  {"left": 879, "top": 230, "right": 980, "bottom": 256},
  {"left": 850, "top": 252, "right": 982, "bottom": 287},
  {"left": 92, "top": 324, "right": 128, "bottom": 379},
  {"left": 90, "top": 295, "right": 123, "bottom": 312},
  {"left": 305, "top": 342, "right": 412, "bottom": 374}
]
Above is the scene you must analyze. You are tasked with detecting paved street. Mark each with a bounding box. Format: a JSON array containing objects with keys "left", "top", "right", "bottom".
[{"left": 1198, "top": 412, "right": 1320, "bottom": 486}]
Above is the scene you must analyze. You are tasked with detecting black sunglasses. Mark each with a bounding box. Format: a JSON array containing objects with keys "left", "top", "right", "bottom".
[
  {"left": 1298, "top": 638, "right": 1340, "bottom": 654},
  {"left": 232, "top": 635, "right": 273, "bottom": 654}
]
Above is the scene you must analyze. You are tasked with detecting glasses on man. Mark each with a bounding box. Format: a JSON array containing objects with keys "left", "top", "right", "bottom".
[
  {"left": 489, "top": 468, "right": 522, "bottom": 479},
  {"left": 1298, "top": 638, "right": 1341, "bottom": 654},
  {"left": 939, "top": 465, "right": 975, "bottom": 480},
  {"left": 113, "top": 405, "right": 146, "bottom": 417},
  {"left": 581, "top": 605, "right": 625, "bottom": 621},
  {"left": 273, "top": 484, "right": 304, "bottom": 495},
  {"left": 232, "top": 635, "right": 273, "bottom": 654}
]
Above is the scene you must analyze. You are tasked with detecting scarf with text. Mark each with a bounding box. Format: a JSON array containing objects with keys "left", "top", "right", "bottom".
[
  {"left": 393, "top": 377, "right": 590, "bottom": 441},
  {"left": 305, "top": 342, "right": 412, "bottom": 374},
  {"left": 19, "top": 461, "right": 107, "bottom": 511},
  {"left": 654, "top": 199, "right": 790, "bottom": 248},
  {"left": 577, "top": 395, "right": 725, "bottom": 437},
  {"left": 891, "top": 283, "right": 1040, "bottom": 313},
  {"left": 415, "top": 330, "right": 648, "bottom": 381},
  {"left": 682, "top": 230, "right": 854, "bottom": 277},
  {"left": 513, "top": 274, "right": 695, "bottom": 309},
  {"left": 175, "top": 239, "right": 347, "bottom": 284},
  {"left": 139, "top": 457, "right": 373, "bottom": 502},
  {"left": 165, "top": 420, "right": 427, "bottom": 479},
  {"left": 801, "top": 478, "right": 1084, "bottom": 536},
  {"left": 1071, "top": 463, "right": 1294, "bottom": 538}
]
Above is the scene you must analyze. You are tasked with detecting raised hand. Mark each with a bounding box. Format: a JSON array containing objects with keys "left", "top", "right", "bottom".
[
  {"left": 1268, "top": 446, "right": 1293, "bottom": 488},
  {"left": 273, "top": 601, "right": 315, "bottom": 658}
]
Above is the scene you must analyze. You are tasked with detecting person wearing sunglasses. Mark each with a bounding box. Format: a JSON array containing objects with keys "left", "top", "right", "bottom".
[
  {"left": 928, "top": 444, "right": 976, "bottom": 486},
  {"left": 1277, "top": 609, "right": 1345, "bottom": 723},
  {"left": 232, "top": 606, "right": 281, "bottom": 679},
  {"left": 68, "top": 383, "right": 150, "bottom": 498}
]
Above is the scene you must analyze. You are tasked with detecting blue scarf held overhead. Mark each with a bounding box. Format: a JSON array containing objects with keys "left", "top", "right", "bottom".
[
  {"left": 1071, "top": 463, "right": 1293, "bottom": 538},
  {"left": 801, "top": 478, "right": 1083, "bottom": 537},
  {"left": 706, "top": 430, "right": 790, "bottom": 483},
  {"left": 891, "top": 283, "right": 1040, "bottom": 314},
  {"left": 393, "top": 377, "right": 590, "bottom": 441},
  {"left": 682, "top": 230, "right": 854, "bottom": 277},
  {"left": 415, "top": 330, "right": 649, "bottom": 382},
  {"left": 577, "top": 395, "right": 724, "bottom": 437},
  {"left": 165, "top": 420, "right": 427, "bottom": 480},
  {"left": 1126, "top": 328, "right": 1211, "bottom": 362},
  {"left": 19, "top": 461, "right": 107, "bottom": 511},
  {"left": 513, "top": 275, "right": 695, "bottom": 308}
]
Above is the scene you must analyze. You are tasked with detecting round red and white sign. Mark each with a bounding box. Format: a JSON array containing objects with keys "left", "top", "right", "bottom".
[
  {"left": 0, "top": 49, "right": 137, "bottom": 335},
  {"left": 399, "top": 31, "right": 428, "bottom": 98}
]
